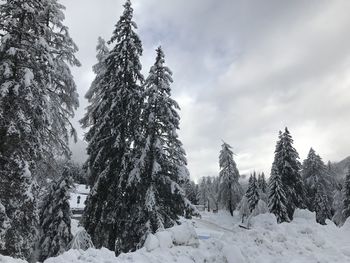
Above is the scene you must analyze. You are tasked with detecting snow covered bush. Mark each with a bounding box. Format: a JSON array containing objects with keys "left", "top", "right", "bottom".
[{"left": 70, "top": 229, "right": 94, "bottom": 251}]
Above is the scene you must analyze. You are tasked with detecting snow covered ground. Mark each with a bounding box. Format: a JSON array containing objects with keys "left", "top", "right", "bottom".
[{"left": 1, "top": 210, "right": 350, "bottom": 263}]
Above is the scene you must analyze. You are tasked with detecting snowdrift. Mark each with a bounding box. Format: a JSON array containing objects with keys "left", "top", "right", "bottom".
[{"left": 1, "top": 210, "right": 350, "bottom": 263}]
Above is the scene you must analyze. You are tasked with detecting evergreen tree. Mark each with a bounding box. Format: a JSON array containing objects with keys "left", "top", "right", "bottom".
[
  {"left": 0, "top": 0, "right": 79, "bottom": 258},
  {"left": 39, "top": 167, "right": 73, "bottom": 261},
  {"left": 273, "top": 128, "right": 304, "bottom": 219},
  {"left": 184, "top": 180, "right": 199, "bottom": 205},
  {"left": 0, "top": 201, "right": 9, "bottom": 251},
  {"left": 302, "top": 148, "right": 332, "bottom": 223},
  {"left": 246, "top": 174, "right": 260, "bottom": 212},
  {"left": 342, "top": 167, "right": 350, "bottom": 221},
  {"left": 199, "top": 177, "right": 210, "bottom": 210},
  {"left": 332, "top": 186, "right": 346, "bottom": 226},
  {"left": 218, "top": 142, "right": 243, "bottom": 216},
  {"left": 258, "top": 172, "right": 267, "bottom": 193},
  {"left": 81, "top": 0, "right": 144, "bottom": 252},
  {"left": 268, "top": 164, "right": 290, "bottom": 223},
  {"left": 122, "top": 47, "right": 196, "bottom": 253},
  {"left": 82, "top": 37, "right": 109, "bottom": 187},
  {"left": 314, "top": 182, "right": 331, "bottom": 225}
]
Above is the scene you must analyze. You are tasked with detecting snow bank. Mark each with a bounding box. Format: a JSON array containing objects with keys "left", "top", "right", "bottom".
[
  {"left": 144, "top": 233, "right": 159, "bottom": 252},
  {"left": 0, "top": 255, "right": 27, "bottom": 263},
  {"left": 144, "top": 222, "right": 199, "bottom": 252},
  {"left": 168, "top": 222, "right": 199, "bottom": 247},
  {"left": 2, "top": 210, "right": 350, "bottom": 263}
]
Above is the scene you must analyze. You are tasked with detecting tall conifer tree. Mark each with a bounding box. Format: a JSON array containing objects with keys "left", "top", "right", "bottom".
[
  {"left": 246, "top": 174, "right": 260, "bottom": 212},
  {"left": 342, "top": 167, "right": 350, "bottom": 221},
  {"left": 81, "top": 0, "right": 144, "bottom": 251},
  {"left": 82, "top": 37, "right": 109, "bottom": 187},
  {"left": 218, "top": 142, "right": 243, "bottom": 216},
  {"left": 121, "top": 47, "right": 196, "bottom": 253},
  {"left": 302, "top": 148, "right": 332, "bottom": 223},
  {"left": 0, "top": 0, "right": 79, "bottom": 258},
  {"left": 258, "top": 172, "right": 267, "bottom": 193},
  {"left": 268, "top": 164, "right": 289, "bottom": 223},
  {"left": 272, "top": 128, "right": 304, "bottom": 219}
]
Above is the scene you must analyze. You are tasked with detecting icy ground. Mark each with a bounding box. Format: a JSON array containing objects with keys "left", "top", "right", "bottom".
[{"left": 1, "top": 210, "right": 350, "bottom": 263}]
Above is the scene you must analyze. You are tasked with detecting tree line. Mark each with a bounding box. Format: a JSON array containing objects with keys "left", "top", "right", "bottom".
[{"left": 188, "top": 128, "right": 350, "bottom": 226}]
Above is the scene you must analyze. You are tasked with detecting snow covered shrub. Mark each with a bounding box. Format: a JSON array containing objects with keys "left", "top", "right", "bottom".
[{"left": 70, "top": 229, "right": 94, "bottom": 251}]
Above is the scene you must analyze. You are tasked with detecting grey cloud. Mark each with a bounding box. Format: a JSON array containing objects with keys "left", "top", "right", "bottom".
[{"left": 62, "top": 0, "right": 350, "bottom": 181}]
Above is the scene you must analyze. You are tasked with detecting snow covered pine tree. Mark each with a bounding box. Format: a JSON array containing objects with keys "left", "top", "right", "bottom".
[
  {"left": 81, "top": 36, "right": 109, "bottom": 188},
  {"left": 302, "top": 148, "right": 332, "bottom": 224},
  {"left": 342, "top": 167, "right": 350, "bottom": 221},
  {"left": 218, "top": 142, "right": 243, "bottom": 216},
  {"left": 39, "top": 167, "right": 74, "bottom": 261},
  {"left": 81, "top": 0, "right": 144, "bottom": 253},
  {"left": 246, "top": 174, "right": 260, "bottom": 212},
  {"left": 258, "top": 172, "right": 267, "bottom": 194},
  {"left": 124, "top": 47, "right": 196, "bottom": 253},
  {"left": 183, "top": 180, "right": 199, "bottom": 205},
  {"left": 272, "top": 128, "right": 305, "bottom": 220},
  {"left": 0, "top": 0, "right": 79, "bottom": 259},
  {"left": 268, "top": 164, "right": 290, "bottom": 223}
]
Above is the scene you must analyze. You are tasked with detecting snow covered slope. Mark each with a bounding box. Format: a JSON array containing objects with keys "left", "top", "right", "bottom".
[{"left": 1, "top": 210, "right": 350, "bottom": 263}]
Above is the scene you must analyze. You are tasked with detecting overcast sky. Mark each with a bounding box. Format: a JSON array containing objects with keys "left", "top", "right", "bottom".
[{"left": 62, "top": 0, "right": 350, "bottom": 181}]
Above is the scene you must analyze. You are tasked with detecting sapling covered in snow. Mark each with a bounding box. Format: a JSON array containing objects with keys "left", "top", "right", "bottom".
[
  {"left": 0, "top": 0, "right": 79, "bottom": 259},
  {"left": 39, "top": 167, "right": 74, "bottom": 261},
  {"left": 218, "top": 142, "right": 243, "bottom": 216},
  {"left": 268, "top": 164, "right": 290, "bottom": 223},
  {"left": 124, "top": 46, "right": 196, "bottom": 252},
  {"left": 81, "top": 0, "right": 145, "bottom": 253}
]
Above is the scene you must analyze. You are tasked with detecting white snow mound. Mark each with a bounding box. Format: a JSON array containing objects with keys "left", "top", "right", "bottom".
[{"left": 2, "top": 210, "right": 350, "bottom": 263}]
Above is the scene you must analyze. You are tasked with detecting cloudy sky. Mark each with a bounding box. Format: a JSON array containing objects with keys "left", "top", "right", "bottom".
[{"left": 62, "top": 0, "right": 350, "bottom": 181}]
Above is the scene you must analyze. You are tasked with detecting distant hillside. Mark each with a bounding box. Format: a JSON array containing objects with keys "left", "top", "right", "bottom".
[{"left": 332, "top": 156, "right": 350, "bottom": 179}]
